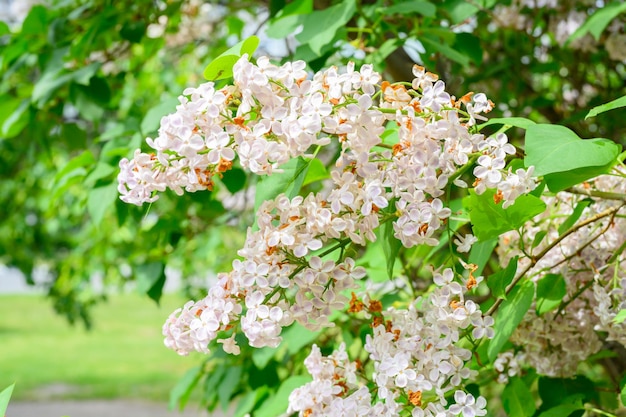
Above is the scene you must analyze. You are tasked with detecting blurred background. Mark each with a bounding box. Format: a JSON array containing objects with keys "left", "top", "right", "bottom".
[{"left": 1, "top": 0, "right": 625, "bottom": 416}]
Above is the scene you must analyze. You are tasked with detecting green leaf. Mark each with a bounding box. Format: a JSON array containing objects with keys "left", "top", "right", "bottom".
[
  {"left": 420, "top": 35, "right": 470, "bottom": 67},
  {"left": 538, "top": 402, "right": 584, "bottom": 417},
  {"left": 218, "top": 365, "right": 242, "bottom": 409},
  {"left": 0, "top": 384, "right": 15, "bottom": 417},
  {"left": 502, "top": 377, "right": 535, "bottom": 417},
  {"left": 613, "top": 309, "right": 626, "bottom": 324},
  {"left": 586, "top": 95, "right": 626, "bottom": 119},
  {"left": 203, "top": 36, "right": 260, "bottom": 80},
  {"left": 135, "top": 262, "right": 166, "bottom": 303},
  {"left": 302, "top": 158, "right": 329, "bottom": 186},
  {"left": 558, "top": 199, "right": 592, "bottom": 235},
  {"left": 252, "top": 346, "right": 279, "bottom": 369},
  {"left": 567, "top": 2, "right": 626, "bottom": 43},
  {"left": 453, "top": 32, "right": 483, "bottom": 65},
  {"left": 544, "top": 161, "right": 616, "bottom": 192},
  {"left": 254, "top": 156, "right": 311, "bottom": 219},
  {"left": 235, "top": 387, "right": 270, "bottom": 417},
  {"left": 53, "top": 150, "right": 96, "bottom": 185},
  {"left": 84, "top": 163, "right": 117, "bottom": 188},
  {"left": 266, "top": 0, "right": 313, "bottom": 39},
  {"left": 283, "top": 323, "right": 321, "bottom": 355},
  {"left": 536, "top": 273, "right": 566, "bottom": 316},
  {"left": 140, "top": 96, "right": 179, "bottom": 136},
  {"left": 381, "top": 1, "right": 436, "bottom": 17},
  {"left": 378, "top": 214, "right": 402, "bottom": 279},
  {"left": 296, "top": 0, "right": 356, "bottom": 55},
  {"left": 531, "top": 230, "right": 547, "bottom": 249},
  {"left": 87, "top": 182, "right": 118, "bottom": 226},
  {"left": 468, "top": 238, "right": 497, "bottom": 277},
  {"left": 465, "top": 189, "right": 546, "bottom": 241},
  {"left": 488, "top": 256, "right": 518, "bottom": 300},
  {"left": 32, "top": 63, "right": 100, "bottom": 106},
  {"left": 1, "top": 98, "right": 30, "bottom": 139},
  {"left": 488, "top": 280, "right": 534, "bottom": 362},
  {"left": 169, "top": 366, "right": 202, "bottom": 411},
  {"left": 21, "top": 5, "right": 47, "bottom": 35},
  {"left": 441, "top": 0, "right": 475, "bottom": 23},
  {"left": 537, "top": 394, "right": 585, "bottom": 417},
  {"left": 0, "top": 21, "right": 9, "bottom": 36},
  {"left": 621, "top": 384, "right": 626, "bottom": 407},
  {"left": 525, "top": 124, "right": 621, "bottom": 177},
  {"left": 538, "top": 376, "right": 597, "bottom": 409},
  {"left": 478, "top": 117, "right": 536, "bottom": 131},
  {"left": 222, "top": 168, "right": 247, "bottom": 194},
  {"left": 255, "top": 375, "right": 312, "bottom": 417}
]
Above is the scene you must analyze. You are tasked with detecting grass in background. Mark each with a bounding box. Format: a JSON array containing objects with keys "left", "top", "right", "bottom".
[{"left": 0, "top": 293, "right": 202, "bottom": 401}]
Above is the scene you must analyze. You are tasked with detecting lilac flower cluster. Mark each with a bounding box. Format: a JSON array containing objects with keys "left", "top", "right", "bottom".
[
  {"left": 497, "top": 171, "right": 626, "bottom": 377},
  {"left": 119, "top": 55, "right": 539, "bottom": 416},
  {"left": 288, "top": 268, "right": 491, "bottom": 417}
]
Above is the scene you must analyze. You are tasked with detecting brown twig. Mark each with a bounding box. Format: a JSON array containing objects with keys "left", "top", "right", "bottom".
[{"left": 486, "top": 204, "right": 624, "bottom": 316}]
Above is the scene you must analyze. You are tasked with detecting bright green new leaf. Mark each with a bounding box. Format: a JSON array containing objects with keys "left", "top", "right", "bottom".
[
  {"left": 169, "top": 366, "right": 202, "bottom": 411},
  {"left": 525, "top": 124, "right": 620, "bottom": 177},
  {"left": 296, "top": 0, "right": 356, "bottom": 55},
  {"left": 502, "top": 377, "right": 535, "bottom": 417},
  {"left": 302, "top": 158, "right": 329, "bottom": 186},
  {"left": 488, "top": 280, "right": 534, "bottom": 362},
  {"left": 586, "top": 95, "right": 626, "bottom": 119},
  {"left": 381, "top": 1, "right": 436, "bottom": 17},
  {"left": 0, "top": 384, "right": 15, "bottom": 417},
  {"left": 477, "top": 117, "right": 536, "bottom": 131},
  {"left": 255, "top": 375, "right": 312, "bottom": 417},
  {"left": 488, "top": 256, "right": 518, "bottom": 300},
  {"left": 21, "top": 5, "right": 47, "bottom": 35},
  {"left": 536, "top": 273, "right": 566, "bottom": 316},
  {"left": 567, "top": 2, "right": 626, "bottom": 43},
  {"left": 621, "top": 384, "right": 626, "bottom": 407},
  {"left": 0, "top": 21, "right": 9, "bottom": 36},
  {"left": 203, "top": 36, "right": 260, "bottom": 80},
  {"left": 465, "top": 189, "right": 546, "bottom": 241},
  {"left": 614, "top": 309, "right": 626, "bottom": 324},
  {"left": 558, "top": 199, "right": 592, "bottom": 235}
]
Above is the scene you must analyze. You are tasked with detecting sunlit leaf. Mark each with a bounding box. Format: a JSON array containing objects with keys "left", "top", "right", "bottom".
[
  {"left": 203, "top": 36, "right": 260, "bottom": 80},
  {"left": 525, "top": 124, "right": 620, "bottom": 177},
  {"left": 465, "top": 189, "right": 546, "bottom": 241}
]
